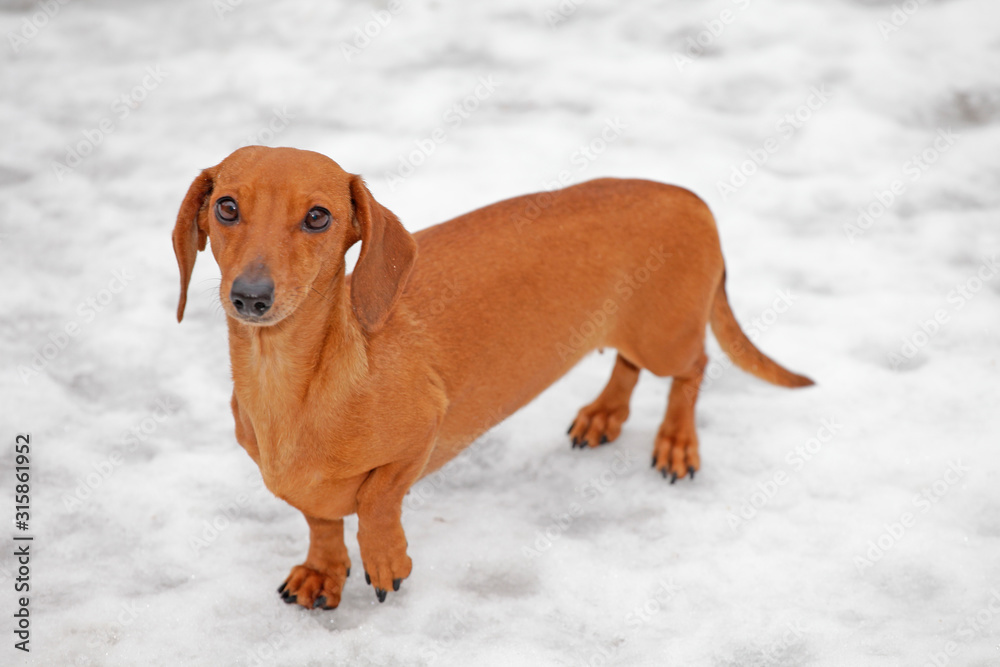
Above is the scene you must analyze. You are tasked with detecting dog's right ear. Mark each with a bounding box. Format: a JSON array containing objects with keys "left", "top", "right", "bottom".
[{"left": 172, "top": 169, "right": 214, "bottom": 322}]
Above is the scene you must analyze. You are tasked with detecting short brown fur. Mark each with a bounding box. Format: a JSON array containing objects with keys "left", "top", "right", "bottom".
[{"left": 173, "top": 146, "right": 812, "bottom": 608}]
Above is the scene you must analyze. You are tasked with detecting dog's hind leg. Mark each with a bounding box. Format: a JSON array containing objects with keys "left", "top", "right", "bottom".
[
  {"left": 568, "top": 354, "right": 641, "bottom": 449},
  {"left": 651, "top": 350, "right": 707, "bottom": 483}
]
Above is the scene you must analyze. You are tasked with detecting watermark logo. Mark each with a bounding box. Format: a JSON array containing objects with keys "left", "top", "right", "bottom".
[
  {"left": 545, "top": 0, "right": 587, "bottom": 28},
  {"left": 61, "top": 398, "right": 178, "bottom": 512},
  {"left": 887, "top": 254, "right": 996, "bottom": 370},
  {"left": 383, "top": 76, "right": 501, "bottom": 191},
  {"left": 7, "top": 0, "right": 72, "bottom": 53},
  {"left": 716, "top": 85, "right": 832, "bottom": 200},
  {"left": 521, "top": 448, "right": 635, "bottom": 558},
  {"left": 214, "top": 0, "right": 244, "bottom": 20},
  {"left": 237, "top": 107, "right": 295, "bottom": 149},
  {"left": 877, "top": 0, "right": 929, "bottom": 40},
  {"left": 340, "top": 1, "right": 404, "bottom": 61},
  {"left": 556, "top": 245, "right": 670, "bottom": 362},
  {"left": 844, "top": 127, "right": 959, "bottom": 243},
  {"left": 17, "top": 268, "right": 135, "bottom": 384},
  {"left": 674, "top": 0, "right": 753, "bottom": 71},
  {"left": 511, "top": 117, "right": 629, "bottom": 233},
  {"left": 727, "top": 417, "right": 843, "bottom": 531},
  {"left": 698, "top": 288, "right": 798, "bottom": 396},
  {"left": 853, "top": 460, "right": 969, "bottom": 573},
  {"left": 52, "top": 66, "right": 169, "bottom": 181}
]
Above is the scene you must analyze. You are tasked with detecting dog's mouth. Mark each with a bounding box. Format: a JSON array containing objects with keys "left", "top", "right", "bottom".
[
  {"left": 228, "top": 309, "right": 283, "bottom": 326},
  {"left": 225, "top": 298, "right": 299, "bottom": 327}
]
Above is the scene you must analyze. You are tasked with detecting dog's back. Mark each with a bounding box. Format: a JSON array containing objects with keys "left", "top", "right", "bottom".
[{"left": 401, "top": 178, "right": 725, "bottom": 464}]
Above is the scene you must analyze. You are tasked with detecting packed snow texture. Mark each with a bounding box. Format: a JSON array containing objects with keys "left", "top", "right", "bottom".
[{"left": 1, "top": 0, "right": 999, "bottom": 665}]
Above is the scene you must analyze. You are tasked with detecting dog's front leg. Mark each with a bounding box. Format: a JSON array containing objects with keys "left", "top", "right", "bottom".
[
  {"left": 355, "top": 451, "right": 432, "bottom": 603},
  {"left": 230, "top": 392, "right": 259, "bottom": 465},
  {"left": 278, "top": 516, "right": 351, "bottom": 610}
]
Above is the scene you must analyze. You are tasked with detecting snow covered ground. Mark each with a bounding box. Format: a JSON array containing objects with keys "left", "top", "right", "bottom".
[{"left": 2, "top": 0, "right": 999, "bottom": 665}]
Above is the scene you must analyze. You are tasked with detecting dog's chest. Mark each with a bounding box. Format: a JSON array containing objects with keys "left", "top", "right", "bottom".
[{"left": 244, "top": 400, "right": 363, "bottom": 518}]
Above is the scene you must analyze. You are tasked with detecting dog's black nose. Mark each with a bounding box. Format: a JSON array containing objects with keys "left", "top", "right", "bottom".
[{"left": 230, "top": 276, "right": 274, "bottom": 317}]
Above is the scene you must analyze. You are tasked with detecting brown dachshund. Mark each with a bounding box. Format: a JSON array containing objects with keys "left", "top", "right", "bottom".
[{"left": 172, "top": 146, "right": 812, "bottom": 609}]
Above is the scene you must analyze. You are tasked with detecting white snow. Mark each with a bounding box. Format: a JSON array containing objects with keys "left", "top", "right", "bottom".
[{"left": 1, "top": 0, "right": 999, "bottom": 665}]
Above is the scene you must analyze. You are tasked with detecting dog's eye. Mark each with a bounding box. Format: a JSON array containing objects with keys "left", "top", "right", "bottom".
[
  {"left": 215, "top": 197, "right": 239, "bottom": 225},
  {"left": 303, "top": 207, "right": 331, "bottom": 232}
]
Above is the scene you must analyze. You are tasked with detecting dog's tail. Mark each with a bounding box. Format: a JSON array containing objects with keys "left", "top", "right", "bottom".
[{"left": 709, "top": 272, "right": 814, "bottom": 388}]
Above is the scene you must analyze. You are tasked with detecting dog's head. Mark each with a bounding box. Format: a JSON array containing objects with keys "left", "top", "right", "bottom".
[{"left": 172, "top": 146, "right": 416, "bottom": 332}]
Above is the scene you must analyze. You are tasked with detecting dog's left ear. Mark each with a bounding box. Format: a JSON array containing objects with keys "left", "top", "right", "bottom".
[
  {"left": 349, "top": 175, "right": 417, "bottom": 333},
  {"left": 172, "top": 168, "right": 214, "bottom": 323}
]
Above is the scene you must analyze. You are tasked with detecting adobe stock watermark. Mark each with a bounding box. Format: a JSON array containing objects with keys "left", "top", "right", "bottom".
[
  {"left": 521, "top": 448, "right": 635, "bottom": 558},
  {"left": 752, "top": 621, "right": 807, "bottom": 666},
  {"left": 340, "top": 0, "right": 404, "bottom": 61},
  {"left": 716, "top": 85, "right": 832, "bottom": 200},
  {"left": 544, "top": 117, "right": 628, "bottom": 192},
  {"left": 235, "top": 107, "right": 295, "bottom": 149},
  {"left": 213, "top": 0, "right": 244, "bottom": 20},
  {"left": 404, "top": 409, "right": 506, "bottom": 513},
  {"left": 674, "top": 0, "right": 753, "bottom": 71},
  {"left": 383, "top": 75, "right": 501, "bottom": 191},
  {"left": 843, "top": 127, "right": 959, "bottom": 243},
  {"left": 245, "top": 621, "right": 294, "bottom": 667},
  {"left": 51, "top": 65, "right": 169, "bottom": 181},
  {"left": 544, "top": 0, "right": 587, "bottom": 28},
  {"left": 923, "top": 588, "right": 1000, "bottom": 667},
  {"left": 418, "top": 611, "right": 472, "bottom": 663},
  {"left": 697, "top": 288, "right": 798, "bottom": 396},
  {"left": 583, "top": 579, "right": 680, "bottom": 666},
  {"left": 556, "top": 245, "right": 670, "bottom": 362},
  {"left": 876, "top": 0, "right": 929, "bottom": 40},
  {"left": 511, "top": 117, "right": 629, "bottom": 234},
  {"left": 189, "top": 473, "right": 272, "bottom": 555},
  {"left": 426, "top": 278, "right": 461, "bottom": 316},
  {"left": 61, "top": 398, "right": 178, "bottom": 512},
  {"left": 17, "top": 268, "right": 135, "bottom": 384},
  {"left": 887, "top": 254, "right": 997, "bottom": 370},
  {"left": 727, "top": 417, "right": 843, "bottom": 531},
  {"left": 853, "top": 460, "right": 969, "bottom": 573},
  {"left": 84, "top": 601, "right": 143, "bottom": 651},
  {"left": 7, "top": 0, "right": 72, "bottom": 53}
]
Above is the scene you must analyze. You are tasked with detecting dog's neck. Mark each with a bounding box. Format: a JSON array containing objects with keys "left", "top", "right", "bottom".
[{"left": 227, "top": 273, "right": 368, "bottom": 420}]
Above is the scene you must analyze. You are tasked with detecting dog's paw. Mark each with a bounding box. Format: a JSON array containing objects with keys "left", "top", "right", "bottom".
[
  {"left": 568, "top": 402, "right": 629, "bottom": 450},
  {"left": 278, "top": 563, "right": 349, "bottom": 610},
  {"left": 359, "top": 542, "right": 412, "bottom": 604},
  {"left": 651, "top": 431, "right": 700, "bottom": 483}
]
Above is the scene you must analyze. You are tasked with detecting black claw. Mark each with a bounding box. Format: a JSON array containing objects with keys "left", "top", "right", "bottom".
[
  {"left": 393, "top": 578, "right": 401, "bottom": 592},
  {"left": 580, "top": 439, "right": 589, "bottom": 449},
  {"left": 599, "top": 434, "right": 608, "bottom": 445},
  {"left": 651, "top": 456, "right": 657, "bottom": 468},
  {"left": 567, "top": 422, "right": 574, "bottom": 435},
  {"left": 277, "top": 581, "right": 288, "bottom": 594},
  {"left": 282, "top": 592, "right": 297, "bottom": 604},
  {"left": 376, "top": 588, "right": 387, "bottom": 603},
  {"left": 346, "top": 567, "right": 351, "bottom": 578},
  {"left": 313, "top": 596, "right": 327, "bottom": 609},
  {"left": 365, "top": 572, "right": 371, "bottom": 585},
  {"left": 670, "top": 472, "right": 678, "bottom": 484},
  {"left": 688, "top": 466, "right": 696, "bottom": 480},
  {"left": 571, "top": 437, "right": 579, "bottom": 448},
  {"left": 661, "top": 467, "right": 667, "bottom": 479}
]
